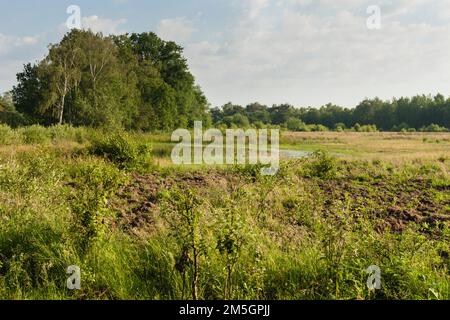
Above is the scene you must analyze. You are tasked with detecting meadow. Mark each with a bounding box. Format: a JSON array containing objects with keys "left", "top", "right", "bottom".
[{"left": 0, "top": 124, "right": 449, "bottom": 300}]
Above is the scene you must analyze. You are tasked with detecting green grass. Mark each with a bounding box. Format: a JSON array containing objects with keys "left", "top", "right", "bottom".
[{"left": 0, "top": 126, "right": 449, "bottom": 300}]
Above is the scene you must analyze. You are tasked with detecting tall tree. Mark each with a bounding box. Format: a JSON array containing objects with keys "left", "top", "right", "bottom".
[{"left": 39, "top": 32, "right": 84, "bottom": 124}]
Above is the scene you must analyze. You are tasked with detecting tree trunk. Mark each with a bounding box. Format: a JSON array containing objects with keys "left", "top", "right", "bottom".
[
  {"left": 93, "top": 77, "right": 97, "bottom": 110},
  {"left": 59, "top": 94, "right": 65, "bottom": 125}
]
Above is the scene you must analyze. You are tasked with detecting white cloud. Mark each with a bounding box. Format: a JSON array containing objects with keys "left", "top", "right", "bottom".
[
  {"left": 19, "top": 36, "right": 39, "bottom": 45},
  {"left": 157, "top": 17, "right": 196, "bottom": 43},
  {"left": 57, "top": 15, "right": 128, "bottom": 36},
  {"left": 245, "top": 0, "right": 269, "bottom": 19},
  {"left": 0, "top": 60, "right": 24, "bottom": 92},
  {"left": 0, "top": 34, "right": 44, "bottom": 93},
  {"left": 0, "top": 34, "right": 13, "bottom": 55},
  {"left": 436, "top": 0, "right": 450, "bottom": 20},
  {"left": 81, "top": 15, "right": 127, "bottom": 35},
  {"left": 185, "top": 0, "right": 450, "bottom": 107},
  {"left": 0, "top": 34, "right": 40, "bottom": 55}
]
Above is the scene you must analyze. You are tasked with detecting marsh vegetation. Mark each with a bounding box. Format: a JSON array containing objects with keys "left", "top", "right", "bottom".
[{"left": 0, "top": 125, "right": 448, "bottom": 299}]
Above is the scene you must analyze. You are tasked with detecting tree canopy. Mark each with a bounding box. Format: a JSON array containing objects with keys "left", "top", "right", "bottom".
[
  {"left": 211, "top": 95, "right": 450, "bottom": 132},
  {"left": 11, "top": 30, "right": 210, "bottom": 130}
]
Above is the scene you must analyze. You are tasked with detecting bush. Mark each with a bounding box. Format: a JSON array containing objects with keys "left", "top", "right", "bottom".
[
  {"left": 226, "top": 114, "right": 250, "bottom": 128},
  {"left": 90, "top": 132, "right": 151, "bottom": 169},
  {"left": 352, "top": 124, "right": 378, "bottom": 132},
  {"left": 391, "top": 123, "right": 411, "bottom": 132},
  {"left": 67, "top": 161, "right": 127, "bottom": 251},
  {"left": 306, "top": 150, "right": 337, "bottom": 179},
  {"left": 420, "top": 124, "right": 449, "bottom": 132},
  {"left": 18, "top": 125, "right": 51, "bottom": 144},
  {"left": 0, "top": 124, "right": 17, "bottom": 145},
  {"left": 0, "top": 111, "right": 28, "bottom": 128},
  {"left": 49, "top": 125, "right": 83, "bottom": 142},
  {"left": 286, "top": 118, "right": 306, "bottom": 131},
  {"left": 334, "top": 123, "right": 347, "bottom": 132},
  {"left": 309, "top": 124, "right": 329, "bottom": 132}
]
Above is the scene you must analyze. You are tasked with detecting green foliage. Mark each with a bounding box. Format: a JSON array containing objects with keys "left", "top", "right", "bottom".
[
  {"left": 306, "top": 150, "right": 337, "bottom": 179},
  {"left": 231, "top": 163, "right": 267, "bottom": 180},
  {"left": 0, "top": 124, "right": 17, "bottom": 145},
  {"left": 309, "top": 124, "right": 330, "bottom": 132},
  {"left": 334, "top": 123, "right": 347, "bottom": 132},
  {"left": 352, "top": 123, "right": 378, "bottom": 132},
  {"left": 286, "top": 117, "right": 306, "bottom": 131},
  {"left": 48, "top": 125, "right": 88, "bottom": 143},
  {"left": 420, "top": 124, "right": 449, "bottom": 132},
  {"left": 0, "top": 92, "right": 28, "bottom": 128},
  {"left": 211, "top": 94, "right": 450, "bottom": 132},
  {"left": 0, "top": 110, "right": 28, "bottom": 128},
  {"left": 0, "top": 129, "right": 449, "bottom": 300},
  {"left": 90, "top": 132, "right": 152, "bottom": 169},
  {"left": 7, "top": 34, "right": 450, "bottom": 133},
  {"left": 18, "top": 125, "right": 51, "bottom": 144},
  {"left": 216, "top": 199, "right": 246, "bottom": 299},
  {"left": 160, "top": 188, "right": 204, "bottom": 300},
  {"left": 12, "top": 30, "right": 209, "bottom": 131},
  {"left": 67, "top": 161, "right": 127, "bottom": 252}
]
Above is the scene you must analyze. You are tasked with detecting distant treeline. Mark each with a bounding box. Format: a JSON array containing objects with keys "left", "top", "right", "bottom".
[
  {"left": 1, "top": 29, "right": 449, "bottom": 132},
  {"left": 211, "top": 97, "right": 450, "bottom": 132}
]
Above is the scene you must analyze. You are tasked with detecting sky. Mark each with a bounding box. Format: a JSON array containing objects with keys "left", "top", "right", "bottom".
[{"left": 1, "top": 0, "right": 450, "bottom": 108}]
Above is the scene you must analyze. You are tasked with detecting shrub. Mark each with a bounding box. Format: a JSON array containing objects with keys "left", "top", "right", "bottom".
[
  {"left": 90, "top": 132, "right": 151, "bottom": 169},
  {"left": 0, "top": 111, "right": 28, "bottom": 128},
  {"left": 391, "top": 123, "right": 411, "bottom": 132},
  {"left": 231, "top": 163, "right": 266, "bottom": 180},
  {"left": 420, "top": 124, "right": 449, "bottom": 133},
  {"left": 253, "top": 121, "right": 265, "bottom": 129},
  {"left": 49, "top": 125, "right": 84, "bottom": 142},
  {"left": 309, "top": 124, "right": 329, "bottom": 132},
  {"left": 334, "top": 123, "right": 347, "bottom": 132},
  {"left": 19, "top": 125, "right": 51, "bottom": 144},
  {"left": 286, "top": 118, "right": 306, "bottom": 132},
  {"left": 67, "top": 161, "right": 127, "bottom": 252},
  {"left": 307, "top": 150, "right": 337, "bottom": 179},
  {"left": 160, "top": 188, "right": 204, "bottom": 300},
  {"left": 0, "top": 124, "right": 17, "bottom": 145},
  {"left": 353, "top": 124, "right": 378, "bottom": 132}
]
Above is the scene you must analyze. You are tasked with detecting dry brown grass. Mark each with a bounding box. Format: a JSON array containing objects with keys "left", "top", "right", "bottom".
[{"left": 282, "top": 132, "right": 450, "bottom": 163}]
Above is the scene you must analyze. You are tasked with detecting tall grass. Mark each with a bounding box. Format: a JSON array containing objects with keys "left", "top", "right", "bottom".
[{"left": 0, "top": 128, "right": 449, "bottom": 299}]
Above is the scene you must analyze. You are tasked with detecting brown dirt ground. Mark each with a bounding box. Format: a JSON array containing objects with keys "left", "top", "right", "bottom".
[{"left": 109, "top": 171, "right": 450, "bottom": 236}]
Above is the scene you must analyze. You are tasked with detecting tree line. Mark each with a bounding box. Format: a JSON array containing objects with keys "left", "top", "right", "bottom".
[
  {"left": 211, "top": 96, "right": 450, "bottom": 132},
  {"left": 1, "top": 29, "right": 449, "bottom": 132}
]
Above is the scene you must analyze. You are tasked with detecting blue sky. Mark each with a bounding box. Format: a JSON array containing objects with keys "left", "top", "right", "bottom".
[{"left": 1, "top": 0, "right": 450, "bottom": 108}]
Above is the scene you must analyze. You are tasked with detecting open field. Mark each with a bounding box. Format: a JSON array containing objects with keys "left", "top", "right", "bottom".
[
  {"left": 0, "top": 125, "right": 449, "bottom": 300},
  {"left": 281, "top": 132, "right": 450, "bottom": 162}
]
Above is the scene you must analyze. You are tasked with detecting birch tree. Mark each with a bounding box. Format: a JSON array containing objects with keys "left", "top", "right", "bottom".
[
  {"left": 39, "top": 35, "right": 83, "bottom": 124},
  {"left": 85, "top": 33, "right": 116, "bottom": 109}
]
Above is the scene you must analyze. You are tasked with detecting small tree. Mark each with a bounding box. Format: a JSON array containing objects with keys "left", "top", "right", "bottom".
[
  {"left": 307, "top": 150, "right": 337, "bottom": 180},
  {"left": 217, "top": 206, "right": 245, "bottom": 299},
  {"left": 163, "top": 189, "right": 204, "bottom": 300},
  {"left": 286, "top": 117, "right": 305, "bottom": 131},
  {"left": 334, "top": 123, "right": 347, "bottom": 132}
]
